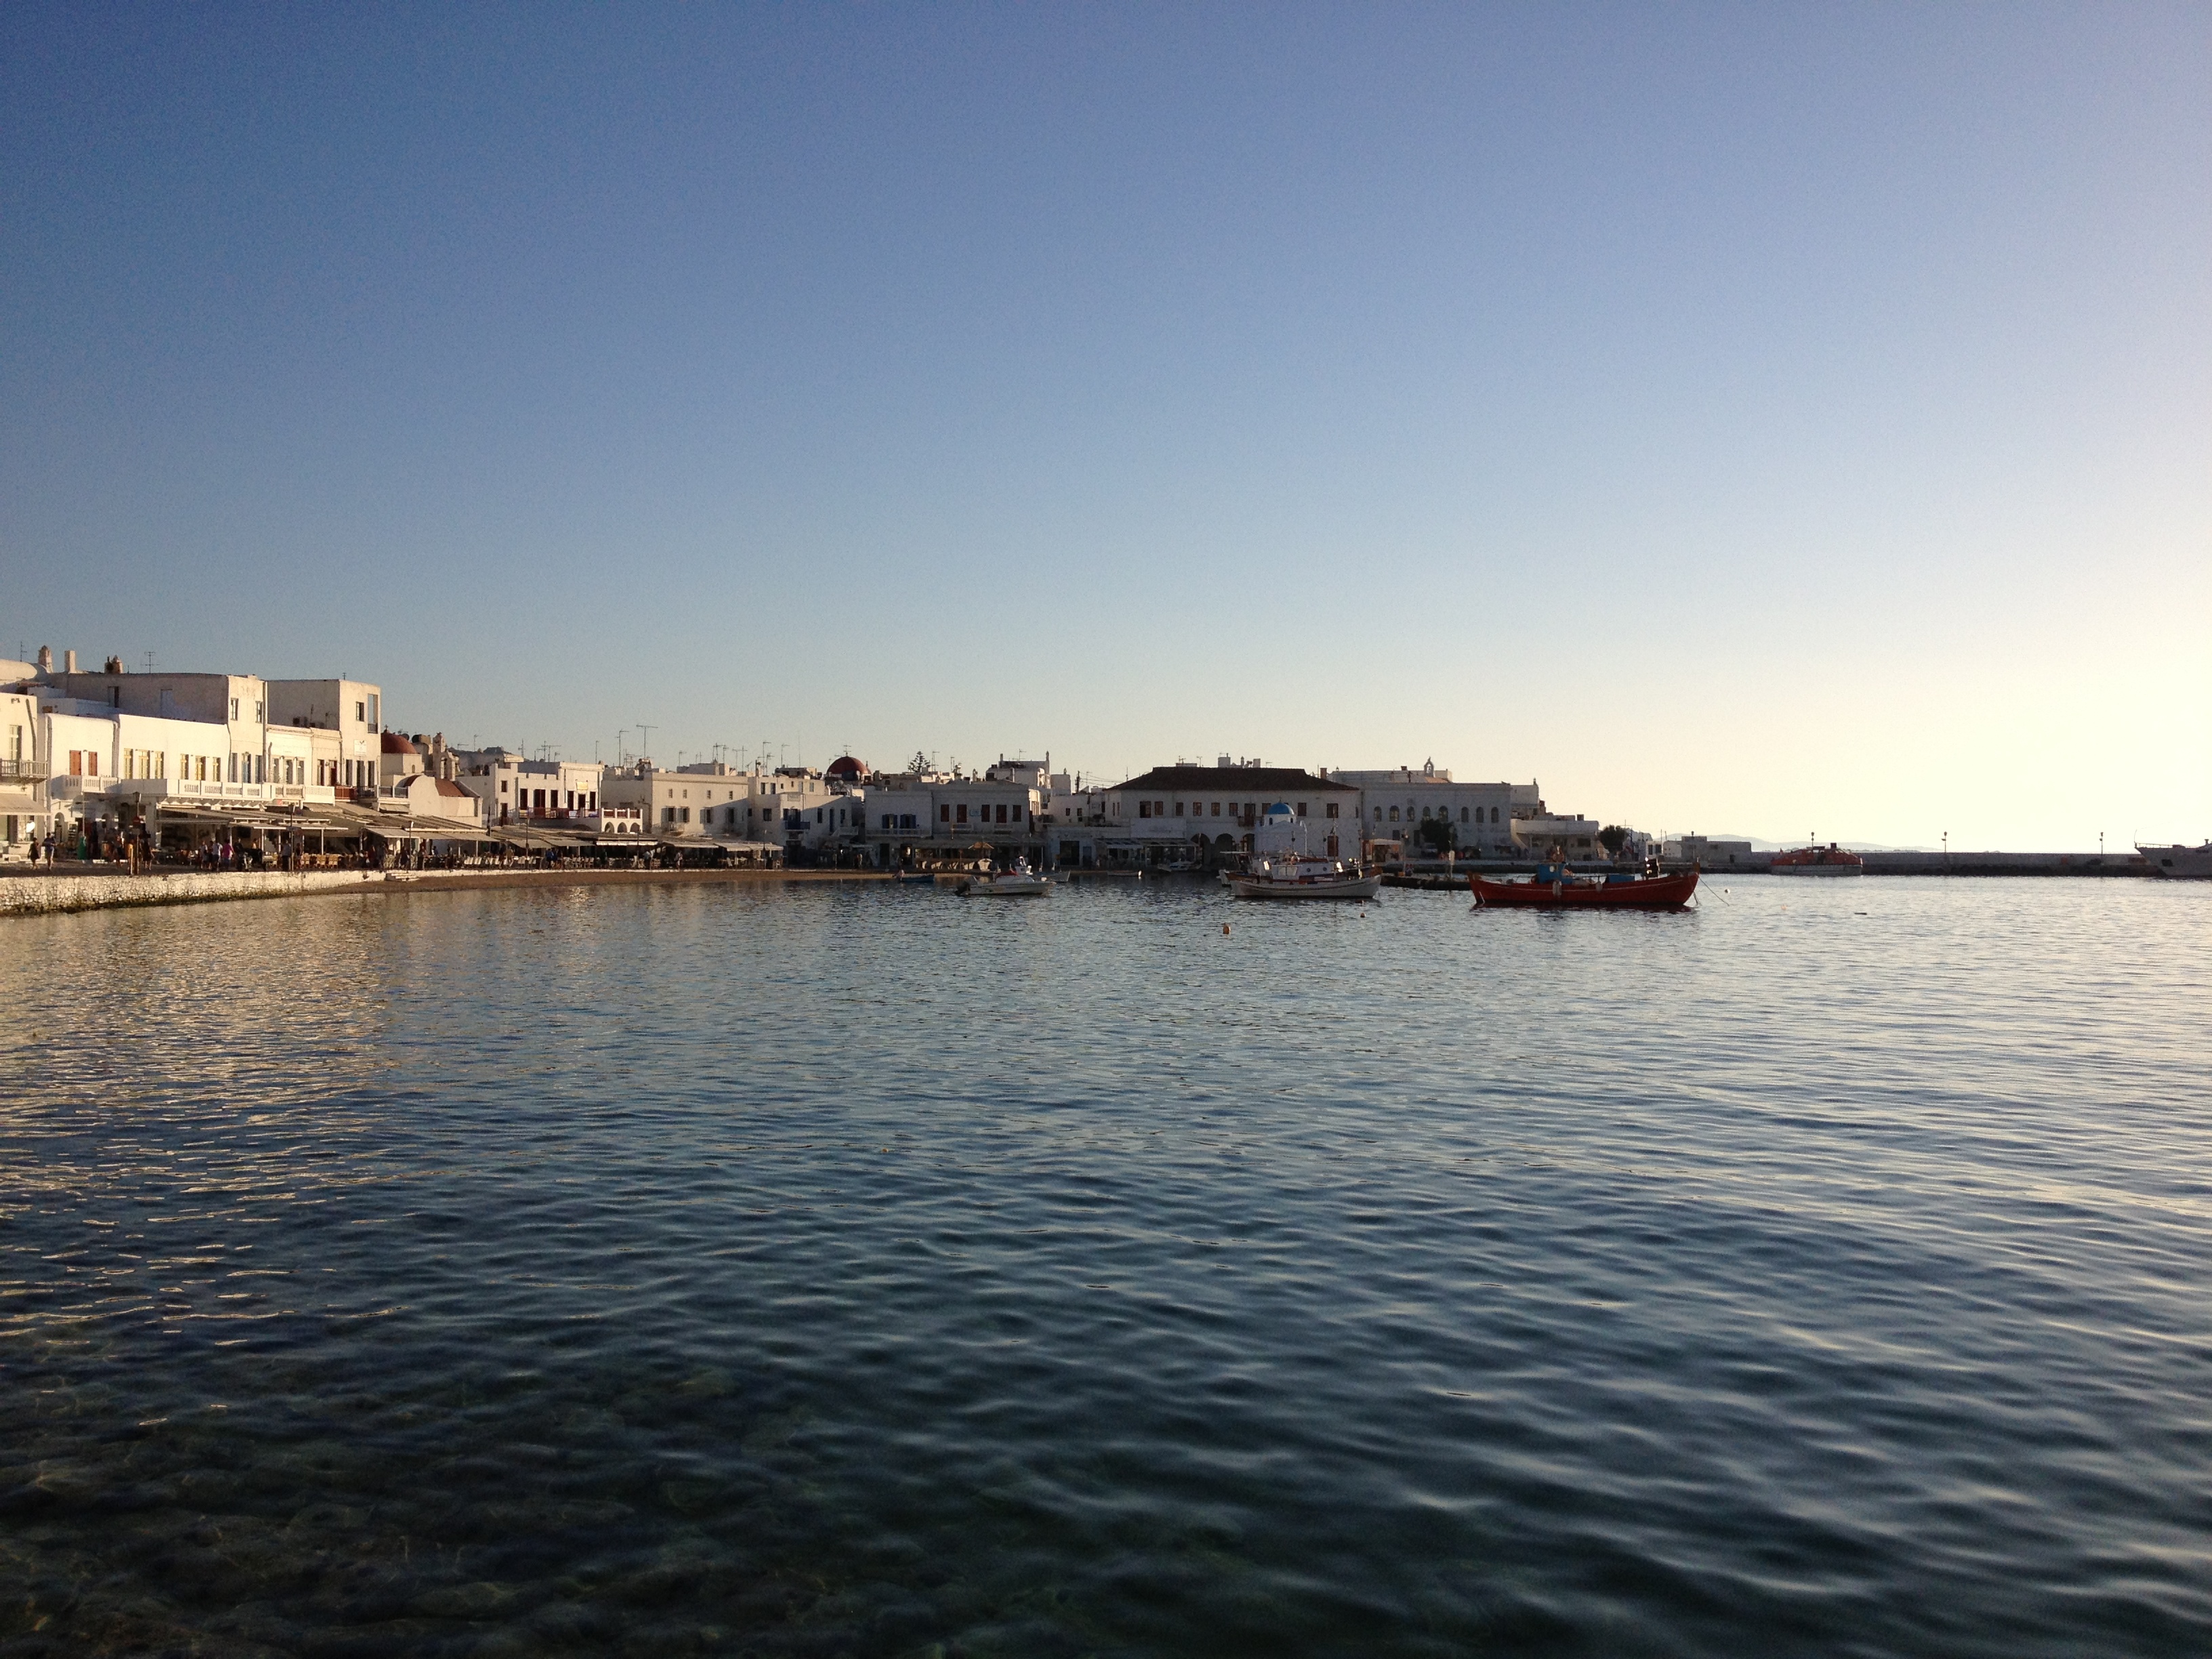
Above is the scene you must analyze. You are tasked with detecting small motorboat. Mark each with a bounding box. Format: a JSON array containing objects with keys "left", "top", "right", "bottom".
[
  {"left": 959, "top": 857, "right": 1051, "bottom": 897},
  {"left": 1471, "top": 861, "right": 1699, "bottom": 909},
  {"left": 1228, "top": 855, "right": 1382, "bottom": 901},
  {"left": 1772, "top": 841, "right": 1864, "bottom": 876}
]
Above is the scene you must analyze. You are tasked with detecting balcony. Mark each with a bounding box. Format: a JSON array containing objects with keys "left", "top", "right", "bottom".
[{"left": 0, "top": 758, "right": 46, "bottom": 783}]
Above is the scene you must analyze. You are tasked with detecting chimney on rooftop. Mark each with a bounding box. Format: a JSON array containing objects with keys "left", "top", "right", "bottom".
[{"left": 64, "top": 649, "right": 78, "bottom": 674}]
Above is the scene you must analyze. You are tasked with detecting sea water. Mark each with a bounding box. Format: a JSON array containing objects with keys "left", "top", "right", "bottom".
[{"left": 2, "top": 875, "right": 2207, "bottom": 1656}]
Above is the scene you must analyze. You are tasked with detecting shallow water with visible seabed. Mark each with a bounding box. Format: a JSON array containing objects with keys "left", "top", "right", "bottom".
[{"left": 2, "top": 874, "right": 2208, "bottom": 1657}]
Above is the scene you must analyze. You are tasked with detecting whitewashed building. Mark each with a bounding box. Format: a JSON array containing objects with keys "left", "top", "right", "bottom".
[
  {"left": 266, "top": 678, "right": 385, "bottom": 794},
  {"left": 1328, "top": 764, "right": 1544, "bottom": 858},
  {"left": 1, "top": 666, "right": 43, "bottom": 856},
  {"left": 457, "top": 748, "right": 604, "bottom": 828},
  {"left": 600, "top": 760, "right": 852, "bottom": 856},
  {"left": 1099, "top": 762, "right": 1360, "bottom": 867},
  {"left": 1509, "top": 814, "right": 1603, "bottom": 858},
  {"left": 859, "top": 767, "right": 1046, "bottom": 867},
  {"left": 28, "top": 661, "right": 344, "bottom": 837}
]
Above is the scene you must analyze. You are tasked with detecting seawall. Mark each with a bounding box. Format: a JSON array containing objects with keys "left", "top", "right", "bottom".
[
  {"left": 0, "top": 866, "right": 890, "bottom": 916},
  {"left": 1383, "top": 852, "right": 2155, "bottom": 882}
]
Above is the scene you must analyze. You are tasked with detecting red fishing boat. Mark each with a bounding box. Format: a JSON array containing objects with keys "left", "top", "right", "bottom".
[
  {"left": 1471, "top": 865, "right": 1700, "bottom": 909},
  {"left": 1771, "top": 841, "right": 1864, "bottom": 876}
]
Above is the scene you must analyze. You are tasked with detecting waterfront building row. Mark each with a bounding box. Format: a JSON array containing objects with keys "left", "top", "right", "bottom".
[{"left": 2, "top": 645, "right": 1619, "bottom": 869}]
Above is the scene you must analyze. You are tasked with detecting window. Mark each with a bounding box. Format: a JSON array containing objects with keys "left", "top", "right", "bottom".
[
  {"left": 940, "top": 804, "right": 951, "bottom": 823},
  {"left": 1211, "top": 802, "right": 1221, "bottom": 817},
  {"left": 1389, "top": 807, "right": 1399, "bottom": 821},
  {"left": 1492, "top": 806, "right": 1501, "bottom": 823},
  {"left": 956, "top": 804, "right": 968, "bottom": 823},
  {"left": 229, "top": 697, "right": 240, "bottom": 720},
  {"left": 1296, "top": 802, "right": 1308, "bottom": 817},
  {"left": 1173, "top": 800, "right": 1183, "bottom": 817},
  {"left": 254, "top": 701, "right": 264, "bottom": 722},
  {"left": 87, "top": 752, "right": 98, "bottom": 776},
  {"left": 354, "top": 701, "right": 366, "bottom": 723},
  {"left": 1460, "top": 808, "right": 1469, "bottom": 823},
  {"left": 1138, "top": 800, "right": 1150, "bottom": 819},
  {"left": 882, "top": 813, "right": 893, "bottom": 830},
  {"left": 68, "top": 750, "right": 82, "bottom": 776},
  {"left": 1326, "top": 802, "right": 1339, "bottom": 819}
]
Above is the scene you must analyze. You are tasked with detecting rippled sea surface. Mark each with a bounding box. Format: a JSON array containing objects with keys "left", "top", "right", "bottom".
[{"left": 3, "top": 874, "right": 2209, "bottom": 1656}]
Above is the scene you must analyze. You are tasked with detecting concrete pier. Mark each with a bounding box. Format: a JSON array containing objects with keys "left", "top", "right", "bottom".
[{"left": 1380, "top": 851, "right": 2154, "bottom": 883}]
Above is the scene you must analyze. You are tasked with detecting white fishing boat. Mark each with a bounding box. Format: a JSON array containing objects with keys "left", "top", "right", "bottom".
[
  {"left": 2138, "top": 841, "right": 2212, "bottom": 879},
  {"left": 959, "top": 857, "right": 1051, "bottom": 897},
  {"left": 1227, "top": 854, "right": 1381, "bottom": 901}
]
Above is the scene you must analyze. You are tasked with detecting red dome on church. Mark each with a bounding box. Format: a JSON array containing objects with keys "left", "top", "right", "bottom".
[{"left": 825, "top": 755, "right": 866, "bottom": 779}]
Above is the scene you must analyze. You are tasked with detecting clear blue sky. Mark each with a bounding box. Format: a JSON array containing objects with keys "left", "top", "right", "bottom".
[{"left": 5, "top": 3, "right": 2206, "bottom": 848}]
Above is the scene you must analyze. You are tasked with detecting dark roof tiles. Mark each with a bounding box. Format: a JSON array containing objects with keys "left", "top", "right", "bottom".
[{"left": 1112, "top": 766, "right": 1353, "bottom": 794}]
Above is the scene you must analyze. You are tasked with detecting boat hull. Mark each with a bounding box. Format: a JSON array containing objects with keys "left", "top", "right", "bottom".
[
  {"left": 2139, "top": 844, "right": 2212, "bottom": 878},
  {"left": 1772, "top": 863, "right": 1862, "bottom": 876},
  {"left": 1471, "top": 870, "right": 1699, "bottom": 909},
  {"left": 962, "top": 877, "right": 1050, "bottom": 896},
  {"left": 1229, "top": 873, "right": 1382, "bottom": 900}
]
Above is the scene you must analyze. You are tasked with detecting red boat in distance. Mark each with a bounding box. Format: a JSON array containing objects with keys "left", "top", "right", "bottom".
[
  {"left": 1471, "top": 867, "right": 1700, "bottom": 909},
  {"left": 1771, "top": 842, "right": 1865, "bottom": 876}
]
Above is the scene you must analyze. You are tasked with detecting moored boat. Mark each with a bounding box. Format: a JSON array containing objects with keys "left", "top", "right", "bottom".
[
  {"left": 1228, "top": 854, "right": 1382, "bottom": 901},
  {"left": 1771, "top": 842, "right": 1864, "bottom": 876},
  {"left": 2137, "top": 841, "right": 2212, "bottom": 879},
  {"left": 1471, "top": 863, "right": 1699, "bottom": 909},
  {"left": 958, "top": 857, "right": 1051, "bottom": 897}
]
